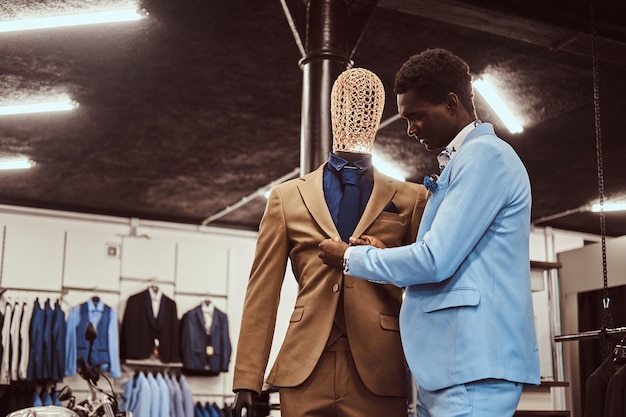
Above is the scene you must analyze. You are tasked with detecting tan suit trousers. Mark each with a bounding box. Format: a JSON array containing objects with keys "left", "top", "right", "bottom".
[{"left": 279, "top": 336, "right": 408, "bottom": 417}]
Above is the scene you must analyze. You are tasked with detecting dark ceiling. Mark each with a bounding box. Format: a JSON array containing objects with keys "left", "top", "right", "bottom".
[{"left": 1, "top": 0, "right": 625, "bottom": 237}]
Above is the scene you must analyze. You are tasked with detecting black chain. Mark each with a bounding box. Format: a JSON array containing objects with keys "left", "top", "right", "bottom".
[{"left": 590, "top": 0, "right": 613, "bottom": 359}]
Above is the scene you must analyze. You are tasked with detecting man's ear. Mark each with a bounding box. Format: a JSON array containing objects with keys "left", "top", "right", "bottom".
[{"left": 445, "top": 92, "right": 459, "bottom": 114}]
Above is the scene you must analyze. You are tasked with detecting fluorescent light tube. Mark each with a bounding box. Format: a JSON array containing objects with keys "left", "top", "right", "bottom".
[
  {"left": 0, "top": 100, "right": 78, "bottom": 116},
  {"left": 591, "top": 202, "right": 626, "bottom": 212},
  {"left": 473, "top": 77, "right": 524, "bottom": 134},
  {"left": 0, "top": 157, "right": 35, "bottom": 170},
  {"left": 0, "top": 9, "right": 145, "bottom": 33}
]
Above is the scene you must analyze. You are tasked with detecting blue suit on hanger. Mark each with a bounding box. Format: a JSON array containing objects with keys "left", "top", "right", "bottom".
[
  {"left": 27, "top": 299, "right": 44, "bottom": 382},
  {"left": 42, "top": 299, "right": 55, "bottom": 380},
  {"left": 180, "top": 304, "right": 231, "bottom": 373},
  {"left": 51, "top": 300, "right": 66, "bottom": 382},
  {"left": 164, "top": 374, "right": 177, "bottom": 417},
  {"left": 132, "top": 372, "right": 153, "bottom": 417},
  {"left": 156, "top": 373, "right": 171, "bottom": 417},
  {"left": 178, "top": 374, "right": 195, "bottom": 417},
  {"left": 194, "top": 403, "right": 209, "bottom": 417}
]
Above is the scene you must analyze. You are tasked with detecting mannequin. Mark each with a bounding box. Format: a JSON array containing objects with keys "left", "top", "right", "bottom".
[{"left": 232, "top": 68, "right": 428, "bottom": 417}]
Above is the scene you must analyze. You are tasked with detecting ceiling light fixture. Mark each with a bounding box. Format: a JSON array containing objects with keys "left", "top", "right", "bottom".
[
  {"left": 0, "top": 157, "right": 35, "bottom": 171},
  {"left": 473, "top": 77, "right": 524, "bottom": 134},
  {"left": 0, "top": 8, "right": 146, "bottom": 33},
  {"left": 0, "top": 99, "right": 78, "bottom": 116},
  {"left": 591, "top": 202, "right": 626, "bottom": 212},
  {"left": 532, "top": 200, "right": 626, "bottom": 225}
]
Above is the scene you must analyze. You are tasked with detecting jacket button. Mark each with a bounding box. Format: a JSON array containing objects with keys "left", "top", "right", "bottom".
[{"left": 332, "top": 283, "right": 340, "bottom": 292}]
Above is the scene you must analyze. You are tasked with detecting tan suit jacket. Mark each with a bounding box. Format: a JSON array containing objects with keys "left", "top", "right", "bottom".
[{"left": 233, "top": 163, "right": 428, "bottom": 397}]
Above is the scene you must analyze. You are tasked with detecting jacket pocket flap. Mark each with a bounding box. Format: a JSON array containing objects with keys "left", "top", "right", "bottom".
[
  {"left": 379, "top": 314, "right": 400, "bottom": 331},
  {"left": 423, "top": 289, "right": 480, "bottom": 313},
  {"left": 290, "top": 306, "right": 304, "bottom": 322},
  {"left": 377, "top": 211, "right": 405, "bottom": 223}
]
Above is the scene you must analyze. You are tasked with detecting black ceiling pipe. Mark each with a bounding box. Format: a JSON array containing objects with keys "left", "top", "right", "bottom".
[{"left": 298, "top": 0, "right": 353, "bottom": 175}]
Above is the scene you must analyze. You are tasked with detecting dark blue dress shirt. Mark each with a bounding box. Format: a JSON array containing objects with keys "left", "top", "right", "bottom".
[{"left": 323, "top": 152, "right": 374, "bottom": 226}]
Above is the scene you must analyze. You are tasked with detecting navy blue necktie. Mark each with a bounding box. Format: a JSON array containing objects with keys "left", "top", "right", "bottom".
[{"left": 337, "top": 167, "right": 361, "bottom": 243}]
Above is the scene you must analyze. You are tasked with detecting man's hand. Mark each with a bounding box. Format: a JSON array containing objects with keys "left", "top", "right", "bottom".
[
  {"left": 318, "top": 237, "right": 349, "bottom": 269},
  {"left": 232, "top": 389, "right": 256, "bottom": 417},
  {"left": 350, "top": 234, "right": 386, "bottom": 249}
]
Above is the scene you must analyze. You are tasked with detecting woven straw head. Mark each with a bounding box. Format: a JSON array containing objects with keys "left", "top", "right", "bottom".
[{"left": 331, "top": 68, "right": 385, "bottom": 154}]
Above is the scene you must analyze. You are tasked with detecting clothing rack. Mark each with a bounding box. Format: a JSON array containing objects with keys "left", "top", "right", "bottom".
[
  {"left": 62, "top": 286, "right": 120, "bottom": 295},
  {"left": 554, "top": 326, "right": 626, "bottom": 342},
  {"left": 119, "top": 276, "right": 172, "bottom": 285},
  {"left": 174, "top": 290, "right": 227, "bottom": 298},
  {"left": 0, "top": 287, "right": 64, "bottom": 294},
  {"left": 124, "top": 358, "right": 183, "bottom": 368}
]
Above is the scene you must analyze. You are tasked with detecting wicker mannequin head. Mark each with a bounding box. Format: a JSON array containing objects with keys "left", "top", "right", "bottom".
[{"left": 331, "top": 68, "right": 385, "bottom": 154}]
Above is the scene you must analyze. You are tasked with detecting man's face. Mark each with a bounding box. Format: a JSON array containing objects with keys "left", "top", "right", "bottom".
[{"left": 397, "top": 89, "right": 457, "bottom": 152}]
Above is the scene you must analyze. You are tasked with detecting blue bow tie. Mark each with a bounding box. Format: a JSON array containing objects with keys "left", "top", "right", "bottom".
[{"left": 423, "top": 175, "right": 439, "bottom": 192}]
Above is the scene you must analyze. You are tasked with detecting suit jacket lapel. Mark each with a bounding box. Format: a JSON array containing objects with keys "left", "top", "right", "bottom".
[
  {"left": 191, "top": 305, "right": 209, "bottom": 341},
  {"left": 298, "top": 164, "right": 338, "bottom": 237},
  {"left": 354, "top": 169, "right": 397, "bottom": 238}
]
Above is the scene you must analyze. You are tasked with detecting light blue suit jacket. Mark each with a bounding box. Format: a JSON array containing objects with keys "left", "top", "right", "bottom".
[{"left": 349, "top": 123, "right": 540, "bottom": 391}]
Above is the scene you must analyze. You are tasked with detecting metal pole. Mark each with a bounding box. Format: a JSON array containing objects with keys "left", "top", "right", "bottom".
[{"left": 298, "top": 0, "right": 353, "bottom": 175}]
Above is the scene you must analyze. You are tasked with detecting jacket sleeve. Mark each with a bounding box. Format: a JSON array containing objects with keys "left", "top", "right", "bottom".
[
  {"left": 220, "top": 312, "right": 232, "bottom": 372},
  {"left": 108, "top": 308, "right": 121, "bottom": 378}
]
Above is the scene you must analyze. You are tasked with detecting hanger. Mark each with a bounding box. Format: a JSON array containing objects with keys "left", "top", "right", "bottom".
[
  {"left": 613, "top": 335, "right": 626, "bottom": 362},
  {"left": 92, "top": 296, "right": 100, "bottom": 304}
]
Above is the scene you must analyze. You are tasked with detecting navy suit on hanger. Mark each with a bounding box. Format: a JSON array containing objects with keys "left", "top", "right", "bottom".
[
  {"left": 27, "top": 299, "right": 44, "bottom": 382},
  {"left": 51, "top": 300, "right": 66, "bottom": 382},
  {"left": 181, "top": 304, "right": 231, "bottom": 373}
]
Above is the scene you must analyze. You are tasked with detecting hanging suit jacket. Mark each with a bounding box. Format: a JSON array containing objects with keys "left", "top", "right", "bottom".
[
  {"left": 583, "top": 356, "right": 619, "bottom": 417},
  {"left": 18, "top": 301, "right": 34, "bottom": 380},
  {"left": 120, "top": 371, "right": 152, "bottom": 417},
  {"left": 181, "top": 304, "right": 231, "bottom": 373},
  {"left": 8, "top": 301, "right": 22, "bottom": 382},
  {"left": 27, "top": 300, "right": 44, "bottom": 382},
  {"left": 155, "top": 373, "right": 171, "bottom": 417},
  {"left": 42, "top": 299, "right": 54, "bottom": 380},
  {"left": 51, "top": 300, "right": 66, "bottom": 382},
  {"left": 121, "top": 290, "right": 181, "bottom": 363},
  {"left": 178, "top": 374, "right": 195, "bottom": 417},
  {"left": 232, "top": 164, "right": 427, "bottom": 396},
  {"left": 0, "top": 302, "right": 13, "bottom": 384},
  {"left": 604, "top": 363, "right": 626, "bottom": 417}
]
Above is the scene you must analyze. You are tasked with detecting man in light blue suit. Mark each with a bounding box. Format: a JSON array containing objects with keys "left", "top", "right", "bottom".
[{"left": 319, "top": 48, "right": 540, "bottom": 417}]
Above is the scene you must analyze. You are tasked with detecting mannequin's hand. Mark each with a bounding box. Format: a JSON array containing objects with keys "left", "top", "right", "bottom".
[
  {"left": 232, "top": 389, "right": 256, "bottom": 417},
  {"left": 350, "top": 234, "right": 386, "bottom": 248}
]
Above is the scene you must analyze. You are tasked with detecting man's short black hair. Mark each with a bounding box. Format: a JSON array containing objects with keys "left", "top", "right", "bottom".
[{"left": 394, "top": 48, "right": 475, "bottom": 114}]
